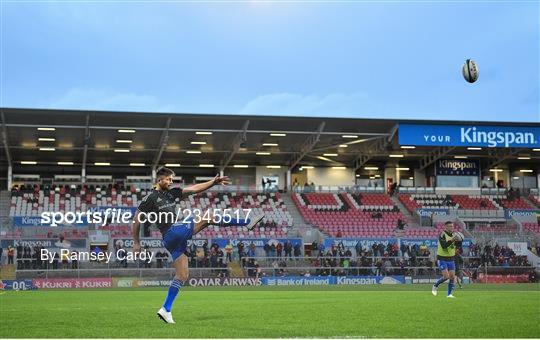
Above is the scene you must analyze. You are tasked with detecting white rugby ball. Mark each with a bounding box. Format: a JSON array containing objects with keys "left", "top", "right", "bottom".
[
  {"left": 454, "top": 231, "right": 464, "bottom": 242},
  {"left": 462, "top": 59, "right": 479, "bottom": 83}
]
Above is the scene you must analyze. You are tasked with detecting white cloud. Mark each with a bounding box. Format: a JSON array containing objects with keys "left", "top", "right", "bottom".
[
  {"left": 48, "top": 88, "right": 175, "bottom": 113},
  {"left": 239, "top": 92, "right": 375, "bottom": 118}
]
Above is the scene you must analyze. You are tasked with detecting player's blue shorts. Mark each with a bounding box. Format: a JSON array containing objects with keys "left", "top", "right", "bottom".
[
  {"left": 162, "top": 219, "right": 194, "bottom": 261},
  {"left": 438, "top": 259, "right": 456, "bottom": 271}
]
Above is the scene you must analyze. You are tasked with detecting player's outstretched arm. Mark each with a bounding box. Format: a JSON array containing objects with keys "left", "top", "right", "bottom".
[{"left": 182, "top": 174, "right": 230, "bottom": 197}]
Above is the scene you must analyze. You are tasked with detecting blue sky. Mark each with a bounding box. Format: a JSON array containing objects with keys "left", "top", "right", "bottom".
[{"left": 2, "top": 1, "right": 539, "bottom": 122}]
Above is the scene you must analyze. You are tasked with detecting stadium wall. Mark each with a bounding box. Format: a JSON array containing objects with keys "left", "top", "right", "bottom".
[
  {"left": 413, "top": 170, "right": 426, "bottom": 187},
  {"left": 305, "top": 168, "right": 355, "bottom": 186},
  {"left": 224, "top": 168, "right": 256, "bottom": 187}
]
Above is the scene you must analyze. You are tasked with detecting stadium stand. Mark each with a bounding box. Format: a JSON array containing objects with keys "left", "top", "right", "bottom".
[
  {"left": 471, "top": 224, "right": 518, "bottom": 234},
  {"left": 398, "top": 193, "right": 456, "bottom": 212},
  {"left": 528, "top": 195, "right": 540, "bottom": 208},
  {"left": 494, "top": 197, "right": 535, "bottom": 210},
  {"left": 190, "top": 192, "right": 292, "bottom": 239},
  {"left": 293, "top": 192, "right": 405, "bottom": 237},
  {"left": 8, "top": 185, "right": 292, "bottom": 239},
  {"left": 522, "top": 222, "right": 540, "bottom": 236}
]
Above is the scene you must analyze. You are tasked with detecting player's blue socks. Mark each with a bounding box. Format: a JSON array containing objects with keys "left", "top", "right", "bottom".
[
  {"left": 448, "top": 280, "right": 454, "bottom": 296},
  {"left": 163, "top": 278, "right": 183, "bottom": 312},
  {"left": 434, "top": 277, "right": 447, "bottom": 288}
]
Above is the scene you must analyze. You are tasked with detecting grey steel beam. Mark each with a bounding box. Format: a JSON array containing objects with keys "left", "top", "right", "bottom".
[
  {"left": 485, "top": 147, "right": 527, "bottom": 169},
  {"left": 289, "top": 122, "right": 325, "bottom": 170},
  {"left": 0, "top": 110, "right": 11, "bottom": 168},
  {"left": 152, "top": 117, "right": 172, "bottom": 170},
  {"left": 5, "top": 123, "right": 388, "bottom": 136},
  {"left": 419, "top": 146, "right": 456, "bottom": 170},
  {"left": 81, "top": 115, "right": 90, "bottom": 182},
  {"left": 220, "top": 120, "right": 250, "bottom": 171},
  {"left": 352, "top": 136, "right": 388, "bottom": 171}
]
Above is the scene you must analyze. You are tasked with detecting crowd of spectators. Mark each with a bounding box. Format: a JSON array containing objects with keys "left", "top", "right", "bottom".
[{"left": 2, "top": 235, "right": 537, "bottom": 281}]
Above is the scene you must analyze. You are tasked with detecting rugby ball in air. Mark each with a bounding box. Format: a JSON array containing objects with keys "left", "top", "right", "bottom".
[{"left": 462, "top": 59, "right": 479, "bottom": 83}]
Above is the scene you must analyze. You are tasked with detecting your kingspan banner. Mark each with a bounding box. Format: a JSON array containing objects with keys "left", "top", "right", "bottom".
[{"left": 398, "top": 124, "right": 540, "bottom": 148}]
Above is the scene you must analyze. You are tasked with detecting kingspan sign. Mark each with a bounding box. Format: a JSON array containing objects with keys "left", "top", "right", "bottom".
[{"left": 398, "top": 124, "right": 539, "bottom": 148}]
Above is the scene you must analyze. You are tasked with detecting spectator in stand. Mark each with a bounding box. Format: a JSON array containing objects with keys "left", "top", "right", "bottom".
[
  {"left": 355, "top": 241, "right": 363, "bottom": 257},
  {"left": 16, "top": 243, "right": 23, "bottom": 269},
  {"left": 217, "top": 247, "right": 224, "bottom": 265},
  {"left": 378, "top": 243, "right": 385, "bottom": 257},
  {"left": 237, "top": 241, "right": 245, "bottom": 262},
  {"left": 292, "top": 178, "right": 299, "bottom": 192},
  {"left": 529, "top": 269, "right": 537, "bottom": 283},
  {"left": 189, "top": 242, "right": 197, "bottom": 258},
  {"left": 277, "top": 242, "right": 283, "bottom": 258},
  {"left": 318, "top": 243, "right": 325, "bottom": 258},
  {"left": 0, "top": 246, "right": 3, "bottom": 265},
  {"left": 24, "top": 246, "right": 31, "bottom": 269},
  {"left": 386, "top": 243, "right": 393, "bottom": 256},
  {"left": 396, "top": 219, "right": 406, "bottom": 230},
  {"left": 146, "top": 246, "right": 153, "bottom": 268},
  {"left": 159, "top": 250, "right": 166, "bottom": 268},
  {"left": 284, "top": 241, "right": 292, "bottom": 258},
  {"left": 37, "top": 246, "right": 44, "bottom": 269},
  {"left": 400, "top": 243, "right": 407, "bottom": 258},
  {"left": 162, "top": 252, "right": 169, "bottom": 268},
  {"left": 420, "top": 243, "right": 428, "bottom": 256},
  {"left": 246, "top": 242, "right": 255, "bottom": 258},
  {"left": 310, "top": 241, "right": 317, "bottom": 257},
  {"left": 7, "top": 246, "right": 14, "bottom": 265},
  {"left": 336, "top": 229, "right": 343, "bottom": 238},
  {"left": 52, "top": 251, "right": 59, "bottom": 269},
  {"left": 210, "top": 248, "right": 218, "bottom": 268},
  {"left": 381, "top": 256, "right": 392, "bottom": 275},
  {"left": 224, "top": 243, "right": 233, "bottom": 263},
  {"left": 61, "top": 248, "right": 70, "bottom": 269},
  {"left": 202, "top": 240, "right": 209, "bottom": 257},
  {"left": 71, "top": 251, "right": 79, "bottom": 269},
  {"left": 293, "top": 242, "right": 302, "bottom": 257},
  {"left": 269, "top": 243, "right": 276, "bottom": 257}
]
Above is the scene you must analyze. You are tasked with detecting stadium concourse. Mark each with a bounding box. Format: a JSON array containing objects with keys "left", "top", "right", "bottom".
[{"left": 0, "top": 108, "right": 539, "bottom": 288}]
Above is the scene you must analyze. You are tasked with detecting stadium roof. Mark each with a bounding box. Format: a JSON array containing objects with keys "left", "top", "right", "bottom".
[{"left": 1, "top": 107, "right": 538, "bottom": 177}]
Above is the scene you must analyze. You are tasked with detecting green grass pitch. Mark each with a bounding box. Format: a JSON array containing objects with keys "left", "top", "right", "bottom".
[{"left": 1, "top": 284, "right": 539, "bottom": 338}]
